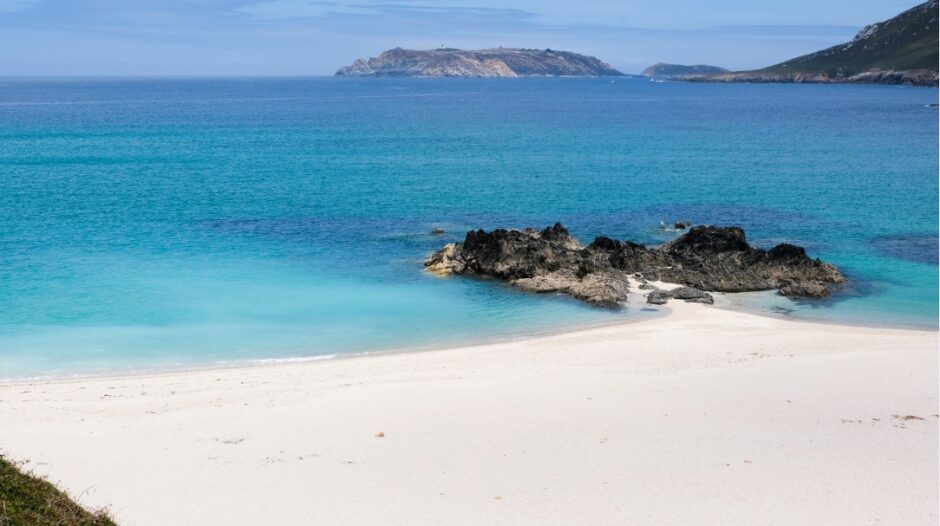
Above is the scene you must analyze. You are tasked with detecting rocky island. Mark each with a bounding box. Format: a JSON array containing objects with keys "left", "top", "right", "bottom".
[
  {"left": 681, "top": 1, "right": 938, "bottom": 86},
  {"left": 425, "top": 224, "right": 844, "bottom": 307},
  {"left": 335, "top": 48, "right": 624, "bottom": 77},
  {"left": 641, "top": 63, "right": 728, "bottom": 78}
]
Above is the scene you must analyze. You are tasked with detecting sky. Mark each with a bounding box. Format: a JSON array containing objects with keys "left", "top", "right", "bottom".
[{"left": 0, "top": 0, "right": 923, "bottom": 76}]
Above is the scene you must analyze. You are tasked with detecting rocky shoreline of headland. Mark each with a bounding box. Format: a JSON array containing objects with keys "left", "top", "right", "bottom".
[
  {"left": 686, "top": 68, "right": 938, "bottom": 87},
  {"left": 425, "top": 224, "right": 844, "bottom": 307}
]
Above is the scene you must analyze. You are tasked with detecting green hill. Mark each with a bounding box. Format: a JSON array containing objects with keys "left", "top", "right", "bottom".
[{"left": 700, "top": 1, "right": 939, "bottom": 86}]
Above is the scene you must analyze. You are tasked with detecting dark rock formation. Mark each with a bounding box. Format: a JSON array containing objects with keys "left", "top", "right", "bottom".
[
  {"left": 683, "top": 1, "right": 939, "bottom": 87},
  {"left": 641, "top": 227, "right": 845, "bottom": 296},
  {"left": 335, "top": 48, "right": 624, "bottom": 78},
  {"left": 426, "top": 223, "right": 630, "bottom": 306},
  {"left": 425, "top": 223, "right": 844, "bottom": 307}
]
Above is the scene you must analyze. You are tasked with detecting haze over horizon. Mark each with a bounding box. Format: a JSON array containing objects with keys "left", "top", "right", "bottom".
[{"left": 0, "top": 0, "right": 925, "bottom": 76}]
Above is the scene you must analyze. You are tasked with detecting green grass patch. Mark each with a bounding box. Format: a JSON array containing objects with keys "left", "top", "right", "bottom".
[{"left": 0, "top": 456, "right": 117, "bottom": 526}]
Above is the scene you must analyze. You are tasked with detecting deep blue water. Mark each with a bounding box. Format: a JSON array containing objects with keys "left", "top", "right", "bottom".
[{"left": 0, "top": 77, "right": 936, "bottom": 378}]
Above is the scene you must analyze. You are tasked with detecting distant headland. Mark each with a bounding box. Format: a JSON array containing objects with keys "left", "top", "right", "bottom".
[
  {"left": 641, "top": 63, "right": 728, "bottom": 79},
  {"left": 335, "top": 47, "right": 624, "bottom": 78}
]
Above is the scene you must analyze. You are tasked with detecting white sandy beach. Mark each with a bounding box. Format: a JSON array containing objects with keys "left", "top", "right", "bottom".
[{"left": 0, "top": 302, "right": 936, "bottom": 526}]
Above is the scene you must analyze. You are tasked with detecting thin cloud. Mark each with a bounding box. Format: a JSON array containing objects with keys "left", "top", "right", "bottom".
[
  {"left": 237, "top": 0, "right": 535, "bottom": 20},
  {"left": 0, "top": 0, "right": 39, "bottom": 13},
  {"left": 0, "top": 0, "right": 915, "bottom": 75}
]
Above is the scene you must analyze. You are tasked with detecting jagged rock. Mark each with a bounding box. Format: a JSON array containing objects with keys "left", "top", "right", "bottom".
[
  {"left": 641, "top": 226, "right": 845, "bottom": 295},
  {"left": 434, "top": 223, "right": 629, "bottom": 306},
  {"left": 516, "top": 272, "right": 630, "bottom": 307},
  {"left": 425, "top": 223, "right": 845, "bottom": 308},
  {"left": 431, "top": 227, "right": 445, "bottom": 235},
  {"left": 674, "top": 221, "right": 688, "bottom": 230},
  {"left": 424, "top": 243, "right": 460, "bottom": 276}
]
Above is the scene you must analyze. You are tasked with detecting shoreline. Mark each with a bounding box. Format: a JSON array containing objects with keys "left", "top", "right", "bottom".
[
  {"left": 1, "top": 301, "right": 936, "bottom": 525},
  {"left": 2, "top": 293, "right": 936, "bottom": 385},
  {"left": 0, "top": 301, "right": 670, "bottom": 385},
  {"left": 710, "top": 290, "right": 940, "bottom": 332}
]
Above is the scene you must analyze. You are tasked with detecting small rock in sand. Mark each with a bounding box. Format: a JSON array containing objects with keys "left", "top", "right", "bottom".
[
  {"left": 646, "top": 290, "right": 670, "bottom": 305},
  {"left": 646, "top": 286, "right": 714, "bottom": 305}
]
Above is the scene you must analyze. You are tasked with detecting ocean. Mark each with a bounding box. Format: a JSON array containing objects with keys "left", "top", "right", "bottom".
[{"left": 0, "top": 77, "right": 936, "bottom": 379}]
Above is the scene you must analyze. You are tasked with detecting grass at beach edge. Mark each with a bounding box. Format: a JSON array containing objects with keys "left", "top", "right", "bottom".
[{"left": 1, "top": 456, "right": 116, "bottom": 526}]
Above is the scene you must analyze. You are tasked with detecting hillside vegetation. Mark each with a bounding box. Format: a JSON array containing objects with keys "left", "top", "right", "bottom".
[
  {"left": 0, "top": 457, "right": 117, "bottom": 526},
  {"left": 691, "top": 1, "right": 939, "bottom": 85}
]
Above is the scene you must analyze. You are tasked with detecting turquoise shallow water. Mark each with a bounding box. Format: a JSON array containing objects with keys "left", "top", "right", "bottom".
[{"left": 0, "top": 77, "right": 937, "bottom": 379}]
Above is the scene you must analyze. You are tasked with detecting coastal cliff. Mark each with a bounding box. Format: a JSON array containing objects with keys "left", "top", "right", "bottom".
[
  {"left": 335, "top": 48, "right": 624, "bottom": 77},
  {"left": 685, "top": 1, "right": 939, "bottom": 86}
]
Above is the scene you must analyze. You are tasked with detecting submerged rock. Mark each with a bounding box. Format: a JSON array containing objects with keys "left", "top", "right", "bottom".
[
  {"left": 777, "top": 280, "right": 830, "bottom": 298},
  {"left": 424, "top": 223, "right": 844, "bottom": 307}
]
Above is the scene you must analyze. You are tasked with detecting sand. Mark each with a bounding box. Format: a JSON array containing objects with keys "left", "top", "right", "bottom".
[{"left": 0, "top": 302, "right": 936, "bottom": 525}]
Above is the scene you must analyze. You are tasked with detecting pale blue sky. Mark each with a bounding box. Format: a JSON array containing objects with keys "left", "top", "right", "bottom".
[{"left": 0, "top": 0, "right": 921, "bottom": 75}]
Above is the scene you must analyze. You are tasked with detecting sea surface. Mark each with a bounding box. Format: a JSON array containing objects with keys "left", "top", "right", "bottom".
[{"left": 0, "top": 77, "right": 937, "bottom": 379}]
